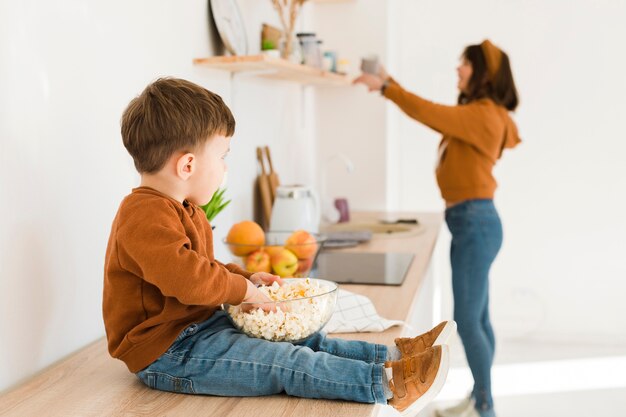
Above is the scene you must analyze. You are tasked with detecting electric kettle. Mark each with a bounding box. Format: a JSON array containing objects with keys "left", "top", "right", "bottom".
[{"left": 269, "top": 184, "right": 320, "bottom": 233}]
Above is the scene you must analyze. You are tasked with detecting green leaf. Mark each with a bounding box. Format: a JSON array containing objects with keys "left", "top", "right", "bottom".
[
  {"left": 262, "top": 40, "right": 276, "bottom": 51},
  {"left": 201, "top": 187, "right": 231, "bottom": 223}
]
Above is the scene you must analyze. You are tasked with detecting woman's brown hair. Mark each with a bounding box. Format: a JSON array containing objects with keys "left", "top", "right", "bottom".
[
  {"left": 121, "top": 77, "right": 235, "bottom": 173},
  {"left": 458, "top": 44, "right": 519, "bottom": 111}
]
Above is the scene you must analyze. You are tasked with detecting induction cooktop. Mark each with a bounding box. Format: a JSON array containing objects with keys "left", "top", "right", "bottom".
[{"left": 310, "top": 251, "right": 415, "bottom": 286}]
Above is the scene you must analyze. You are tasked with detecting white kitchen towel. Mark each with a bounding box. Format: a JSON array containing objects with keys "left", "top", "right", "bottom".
[{"left": 324, "top": 289, "right": 404, "bottom": 333}]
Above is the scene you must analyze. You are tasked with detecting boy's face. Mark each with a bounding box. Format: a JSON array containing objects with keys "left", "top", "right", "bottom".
[{"left": 188, "top": 134, "right": 231, "bottom": 206}]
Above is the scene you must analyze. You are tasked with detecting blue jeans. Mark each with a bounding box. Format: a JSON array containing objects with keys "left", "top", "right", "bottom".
[
  {"left": 445, "top": 199, "right": 502, "bottom": 412},
  {"left": 136, "top": 311, "right": 388, "bottom": 404}
]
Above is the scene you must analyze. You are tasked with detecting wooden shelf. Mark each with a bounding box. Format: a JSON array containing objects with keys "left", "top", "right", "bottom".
[{"left": 193, "top": 55, "right": 350, "bottom": 87}]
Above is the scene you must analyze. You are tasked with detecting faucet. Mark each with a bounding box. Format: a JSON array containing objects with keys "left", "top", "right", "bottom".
[{"left": 320, "top": 153, "right": 354, "bottom": 223}]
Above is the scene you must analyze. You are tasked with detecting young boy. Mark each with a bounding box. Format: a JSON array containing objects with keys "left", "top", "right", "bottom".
[{"left": 103, "top": 77, "right": 454, "bottom": 415}]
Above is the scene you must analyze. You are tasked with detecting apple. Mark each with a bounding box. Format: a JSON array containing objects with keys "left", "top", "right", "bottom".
[
  {"left": 270, "top": 248, "right": 299, "bottom": 277},
  {"left": 245, "top": 250, "right": 271, "bottom": 273},
  {"left": 285, "top": 230, "right": 318, "bottom": 259},
  {"left": 264, "top": 245, "right": 284, "bottom": 258},
  {"left": 295, "top": 257, "right": 314, "bottom": 276}
]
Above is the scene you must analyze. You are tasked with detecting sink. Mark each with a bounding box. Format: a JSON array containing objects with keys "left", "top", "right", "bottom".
[{"left": 321, "top": 221, "right": 423, "bottom": 238}]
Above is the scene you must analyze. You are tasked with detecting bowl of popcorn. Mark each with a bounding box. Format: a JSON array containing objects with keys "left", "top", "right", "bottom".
[{"left": 224, "top": 278, "right": 338, "bottom": 342}]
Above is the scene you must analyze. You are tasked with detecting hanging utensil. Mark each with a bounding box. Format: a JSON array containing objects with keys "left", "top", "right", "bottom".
[
  {"left": 264, "top": 146, "right": 280, "bottom": 203},
  {"left": 256, "top": 146, "right": 273, "bottom": 230}
]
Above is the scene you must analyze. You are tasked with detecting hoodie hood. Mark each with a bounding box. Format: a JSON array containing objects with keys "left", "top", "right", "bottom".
[{"left": 499, "top": 109, "right": 521, "bottom": 157}]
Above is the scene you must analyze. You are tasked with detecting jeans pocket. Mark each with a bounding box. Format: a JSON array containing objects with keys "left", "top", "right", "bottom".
[
  {"left": 446, "top": 213, "right": 470, "bottom": 235},
  {"left": 140, "top": 371, "right": 195, "bottom": 394},
  {"left": 481, "top": 217, "right": 503, "bottom": 256}
]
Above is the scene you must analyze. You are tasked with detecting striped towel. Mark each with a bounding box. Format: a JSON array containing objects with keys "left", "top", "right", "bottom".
[{"left": 324, "top": 289, "right": 404, "bottom": 333}]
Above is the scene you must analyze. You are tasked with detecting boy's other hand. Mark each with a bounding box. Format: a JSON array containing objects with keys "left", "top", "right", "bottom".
[
  {"left": 241, "top": 279, "right": 277, "bottom": 313},
  {"left": 241, "top": 277, "right": 291, "bottom": 313},
  {"left": 249, "top": 272, "right": 284, "bottom": 287}
]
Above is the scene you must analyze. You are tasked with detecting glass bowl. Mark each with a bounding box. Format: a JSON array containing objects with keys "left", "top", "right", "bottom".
[
  {"left": 223, "top": 231, "right": 326, "bottom": 278},
  {"left": 223, "top": 278, "right": 338, "bottom": 342}
]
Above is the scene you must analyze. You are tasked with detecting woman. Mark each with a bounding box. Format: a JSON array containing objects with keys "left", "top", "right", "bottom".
[{"left": 354, "top": 40, "right": 520, "bottom": 417}]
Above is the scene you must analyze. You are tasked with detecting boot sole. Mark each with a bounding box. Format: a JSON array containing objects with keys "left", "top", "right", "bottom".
[
  {"left": 433, "top": 321, "right": 457, "bottom": 347},
  {"left": 401, "top": 345, "right": 450, "bottom": 417}
]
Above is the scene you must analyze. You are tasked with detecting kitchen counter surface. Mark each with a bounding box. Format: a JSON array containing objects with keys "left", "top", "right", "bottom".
[
  {"left": 0, "top": 212, "right": 443, "bottom": 417},
  {"left": 322, "top": 211, "right": 442, "bottom": 345}
]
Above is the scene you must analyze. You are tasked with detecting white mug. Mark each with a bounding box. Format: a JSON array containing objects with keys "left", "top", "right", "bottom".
[{"left": 361, "top": 55, "right": 380, "bottom": 75}]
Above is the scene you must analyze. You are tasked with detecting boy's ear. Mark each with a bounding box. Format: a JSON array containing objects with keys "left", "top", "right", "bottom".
[{"left": 175, "top": 152, "right": 196, "bottom": 180}]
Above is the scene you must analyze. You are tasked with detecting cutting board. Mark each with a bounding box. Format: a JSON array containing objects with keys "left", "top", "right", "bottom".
[
  {"left": 264, "top": 146, "right": 280, "bottom": 202},
  {"left": 256, "top": 147, "right": 273, "bottom": 230}
]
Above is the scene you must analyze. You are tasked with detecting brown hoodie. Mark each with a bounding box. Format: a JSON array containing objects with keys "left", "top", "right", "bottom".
[
  {"left": 103, "top": 187, "right": 252, "bottom": 373},
  {"left": 384, "top": 79, "right": 521, "bottom": 202}
]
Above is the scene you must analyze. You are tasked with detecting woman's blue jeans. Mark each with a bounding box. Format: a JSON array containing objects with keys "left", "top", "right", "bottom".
[
  {"left": 136, "top": 311, "right": 388, "bottom": 404},
  {"left": 445, "top": 199, "right": 502, "bottom": 411}
]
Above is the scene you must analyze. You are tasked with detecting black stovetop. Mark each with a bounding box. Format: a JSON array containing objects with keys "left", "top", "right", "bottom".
[{"left": 310, "top": 251, "right": 415, "bottom": 286}]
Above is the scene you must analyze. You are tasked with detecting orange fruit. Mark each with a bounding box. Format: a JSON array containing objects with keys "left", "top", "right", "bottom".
[{"left": 226, "top": 221, "right": 265, "bottom": 256}]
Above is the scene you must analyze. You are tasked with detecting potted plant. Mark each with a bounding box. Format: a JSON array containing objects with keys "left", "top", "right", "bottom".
[{"left": 200, "top": 188, "right": 231, "bottom": 227}]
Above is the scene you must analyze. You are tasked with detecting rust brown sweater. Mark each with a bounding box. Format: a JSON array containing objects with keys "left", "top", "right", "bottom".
[
  {"left": 103, "top": 187, "right": 252, "bottom": 373},
  {"left": 384, "top": 79, "right": 521, "bottom": 202}
]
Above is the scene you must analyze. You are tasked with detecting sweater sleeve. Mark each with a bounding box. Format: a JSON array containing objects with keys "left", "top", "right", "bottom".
[
  {"left": 116, "top": 201, "right": 248, "bottom": 307},
  {"left": 218, "top": 260, "right": 254, "bottom": 279},
  {"left": 383, "top": 81, "right": 504, "bottom": 158}
]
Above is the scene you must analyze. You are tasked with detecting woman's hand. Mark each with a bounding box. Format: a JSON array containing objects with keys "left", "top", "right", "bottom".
[
  {"left": 377, "top": 64, "right": 389, "bottom": 81},
  {"left": 353, "top": 73, "right": 385, "bottom": 92},
  {"left": 249, "top": 272, "right": 283, "bottom": 287}
]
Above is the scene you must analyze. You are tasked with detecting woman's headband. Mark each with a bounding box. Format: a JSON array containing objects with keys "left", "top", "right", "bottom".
[{"left": 480, "top": 39, "right": 503, "bottom": 80}]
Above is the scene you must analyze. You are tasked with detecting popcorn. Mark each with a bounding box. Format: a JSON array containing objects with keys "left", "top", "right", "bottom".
[{"left": 227, "top": 278, "right": 336, "bottom": 342}]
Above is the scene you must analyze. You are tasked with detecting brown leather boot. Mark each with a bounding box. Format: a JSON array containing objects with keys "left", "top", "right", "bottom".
[
  {"left": 395, "top": 321, "right": 456, "bottom": 358},
  {"left": 386, "top": 345, "right": 450, "bottom": 415}
]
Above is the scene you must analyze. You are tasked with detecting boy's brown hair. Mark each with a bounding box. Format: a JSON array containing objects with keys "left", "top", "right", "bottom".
[{"left": 121, "top": 77, "right": 235, "bottom": 173}]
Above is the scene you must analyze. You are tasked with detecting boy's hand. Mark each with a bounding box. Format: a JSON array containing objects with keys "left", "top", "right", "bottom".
[
  {"left": 241, "top": 276, "right": 291, "bottom": 313},
  {"left": 241, "top": 279, "right": 277, "bottom": 313},
  {"left": 249, "top": 272, "right": 284, "bottom": 287}
]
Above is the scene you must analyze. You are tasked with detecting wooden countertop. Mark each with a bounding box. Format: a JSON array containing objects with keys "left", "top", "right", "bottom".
[{"left": 0, "top": 212, "right": 443, "bottom": 417}]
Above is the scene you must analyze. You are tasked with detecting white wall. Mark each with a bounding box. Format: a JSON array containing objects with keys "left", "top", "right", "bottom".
[
  {"left": 385, "top": 0, "right": 626, "bottom": 343},
  {"left": 312, "top": 0, "right": 389, "bottom": 212},
  {"left": 0, "top": 0, "right": 316, "bottom": 391}
]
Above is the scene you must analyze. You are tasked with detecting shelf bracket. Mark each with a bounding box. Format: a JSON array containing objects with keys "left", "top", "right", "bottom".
[
  {"left": 229, "top": 71, "right": 236, "bottom": 111},
  {"left": 300, "top": 84, "right": 314, "bottom": 129}
]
